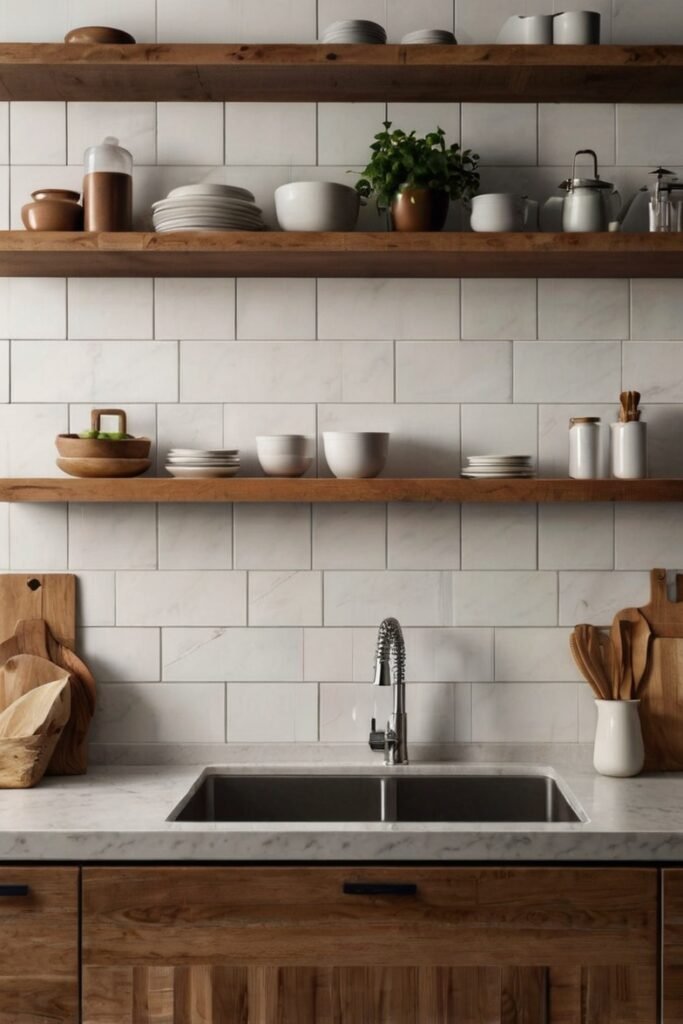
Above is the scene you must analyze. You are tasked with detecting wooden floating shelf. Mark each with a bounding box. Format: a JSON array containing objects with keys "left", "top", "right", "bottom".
[
  {"left": 1, "top": 231, "right": 683, "bottom": 278},
  {"left": 0, "top": 44, "right": 680, "bottom": 103},
  {"left": 1, "top": 478, "right": 682, "bottom": 504}
]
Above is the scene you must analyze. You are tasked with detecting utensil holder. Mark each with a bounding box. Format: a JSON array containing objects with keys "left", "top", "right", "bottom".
[
  {"left": 610, "top": 421, "right": 647, "bottom": 479},
  {"left": 593, "top": 700, "right": 644, "bottom": 778}
]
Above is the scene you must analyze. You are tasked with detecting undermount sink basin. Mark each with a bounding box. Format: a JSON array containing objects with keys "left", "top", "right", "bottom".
[{"left": 169, "top": 772, "right": 582, "bottom": 824}]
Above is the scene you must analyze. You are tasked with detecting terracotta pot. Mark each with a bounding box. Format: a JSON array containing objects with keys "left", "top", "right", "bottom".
[
  {"left": 390, "top": 187, "right": 450, "bottom": 231},
  {"left": 64, "top": 25, "right": 136, "bottom": 44}
]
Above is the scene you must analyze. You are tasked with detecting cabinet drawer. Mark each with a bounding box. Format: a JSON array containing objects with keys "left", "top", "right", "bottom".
[
  {"left": 0, "top": 867, "right": 79, "bottom": 1024},
  {"left": 83, "top": 866, "right": 657, "bottom": 968}
]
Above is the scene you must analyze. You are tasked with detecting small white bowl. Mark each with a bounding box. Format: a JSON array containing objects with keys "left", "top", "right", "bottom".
[
  {"left": 323, "top": 432, "right": 389, "bottom": 479},
  {"left": 258, "top": 453, "right": 313, "bottom": 478},
  {"left": 275, "top": 182, "right": 361, "bottom": 232},
  {"left": 256, "top": 434, "right": 312, "bottom": 456}
]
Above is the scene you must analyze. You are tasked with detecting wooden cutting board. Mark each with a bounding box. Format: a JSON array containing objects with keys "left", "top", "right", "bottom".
[
  {"left": 640, "top": 638, "right": 683, "bottom": 771},
  {"left": 0, "top": 574, "right": 75, "bottom": 647}
]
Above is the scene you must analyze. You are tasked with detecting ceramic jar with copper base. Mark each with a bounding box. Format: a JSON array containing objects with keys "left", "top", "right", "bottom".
[{"left": 390, "top": 186, "right": 450, "bottom": 231}]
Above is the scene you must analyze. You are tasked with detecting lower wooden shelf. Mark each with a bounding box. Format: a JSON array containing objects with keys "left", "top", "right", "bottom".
[{"left": 1, "top": 477, "right": 682, "bottom": 503}]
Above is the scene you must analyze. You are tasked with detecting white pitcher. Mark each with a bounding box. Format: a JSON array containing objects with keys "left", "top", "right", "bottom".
[{"left": 593, "top": 700, "right": 645, "bottom": 778}]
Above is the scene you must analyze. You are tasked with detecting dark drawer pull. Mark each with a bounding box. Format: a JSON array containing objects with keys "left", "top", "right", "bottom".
[
  {"left": 0, "top": 885, "right": 29, "bottom": 897},
  {"left": 343, "top": 882, "right": 417, "bottom": 896}
]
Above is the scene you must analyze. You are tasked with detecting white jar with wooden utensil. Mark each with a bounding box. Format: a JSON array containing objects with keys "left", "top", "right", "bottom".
[
  {"left": 593, "top": 700, "right": 645, "bottom": 778},
  {"left": 611, "top": 390, "right": 646, "bottom": 479}
]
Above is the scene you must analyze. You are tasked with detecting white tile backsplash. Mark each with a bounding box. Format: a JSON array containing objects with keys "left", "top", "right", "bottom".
[{"left": 7, "top": 6, "right": 683, "bottom": 757}]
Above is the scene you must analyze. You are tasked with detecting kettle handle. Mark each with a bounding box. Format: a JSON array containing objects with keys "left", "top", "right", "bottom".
[{"left": 572, "top": 148, "right": 599, "bottom": 180}]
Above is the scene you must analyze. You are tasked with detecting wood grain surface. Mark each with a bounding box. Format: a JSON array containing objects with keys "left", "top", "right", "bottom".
[
  {"left": 0, "top": 574, "right": 75, "bottom": 646},
  {"left": 0, "top": 44, "right": 680, "bottom": 103},
  {"left": 0, "top": 866, "right": 79, "bottom": 1023},
  {"left": 1, "top": 477, "right": 683, "bottom": 504},
  {"left": 82, "top": 867, "right": 657, "bottom": 1023},
  {"left": 0, "top": 231, "right": 682, "bottom": 278}
]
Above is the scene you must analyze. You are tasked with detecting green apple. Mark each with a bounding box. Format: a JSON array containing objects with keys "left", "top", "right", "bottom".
[{"left": 79, "top": 430, "right": 99, "bottom": 439}]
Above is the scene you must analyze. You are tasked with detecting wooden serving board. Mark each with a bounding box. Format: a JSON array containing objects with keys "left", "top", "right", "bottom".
[
  {"left": 638, "top": 570, "right": 683, "bottom": 771},
  {"left": 0, "top": 574, "right": 75, "bottom": 647}
]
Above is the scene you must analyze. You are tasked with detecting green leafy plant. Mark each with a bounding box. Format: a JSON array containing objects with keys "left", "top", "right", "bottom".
[{"left": 355, "top": 121, "right": 479, "bottom": 210}]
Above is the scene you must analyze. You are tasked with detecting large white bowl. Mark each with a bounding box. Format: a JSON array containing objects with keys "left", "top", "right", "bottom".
[
  {"left": 256, "top": 434, "right": 312, "bottom": 456},
  {"left": 275, "top": 182, "right": 360, "bottom": 232},
  {"left": 323, "top": 432, "right": 389, "bottom": 479}
]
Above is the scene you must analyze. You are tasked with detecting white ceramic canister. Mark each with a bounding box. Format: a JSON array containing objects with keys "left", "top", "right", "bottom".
[
  {"left": 569, "top": 416, "right": 600, "bottom": 479},
  {"left": 593, "top": 700, "right": 645, "bottom": 778},
  {"left": 610, "top": 421, "right": 647, "bottom": 479}
]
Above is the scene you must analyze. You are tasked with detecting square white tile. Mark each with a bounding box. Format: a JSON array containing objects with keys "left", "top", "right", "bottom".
[
  {"left": 236, "top": 279, "right": 316, "bottom": 340},
  {"left": 234, "top": 504, "right": 311, "bottom": 570},
  {"left": 387, "top": 504, "right": 460, "bottom": 570},
  {"left": 249, "top": 571, "right": 322, "bottom": 626},
  {"left": 158, "top": 505, "right": 232, "bottom": 570},
  {"left": 10, "top": 102, "right": 66, "bottom": 164},
  {"left": 461, "top": 279, "right": 537, "bottom": 341},
  {"left": 313, "top": 504, "right": 386, "bottom": 570},
  {"left": 68, "top": 279, "right": 153, "bottom": 340},
  {"left": 461, "top": 504, "right": 537, "bottom": 570},
  {"left": 157, "top": 102, "right": 224, "bottom": 165},
  {"left": 154, "top": 279, "right": 235, "bottom": 341},
  {"left": 226, "top": 103, "right": 316, "bottom": 165},
  {"left": 227, "top": 682, "right": 317, "bottom": 742}
]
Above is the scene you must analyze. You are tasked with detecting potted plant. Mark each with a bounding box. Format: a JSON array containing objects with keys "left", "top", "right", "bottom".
[{"left": 356, "top": 121, "right": 479, "bottom": 231}]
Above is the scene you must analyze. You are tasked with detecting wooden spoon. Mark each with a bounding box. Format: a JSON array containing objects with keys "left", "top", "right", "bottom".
[{"left": 571, "top": 628, "right": 610, "bottom": 700}]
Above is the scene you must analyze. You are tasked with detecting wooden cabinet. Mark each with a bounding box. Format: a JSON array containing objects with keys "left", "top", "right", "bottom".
[
  {"left": 82, "top": 866, "right": 657, "bottom": 1023},
  {"left": 664, "top": 869, "right": 683, "bottom": 1023},
  {"left": 0, "top": 867, "right": 79, "bottom": 1024}
]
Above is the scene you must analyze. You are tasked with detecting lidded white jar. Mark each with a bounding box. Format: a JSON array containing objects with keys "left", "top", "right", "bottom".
[{"left": 569, "top": 416, "right": 600, "bottom": 479}]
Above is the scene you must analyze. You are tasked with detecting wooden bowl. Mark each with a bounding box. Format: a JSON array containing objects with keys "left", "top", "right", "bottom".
[
  {"left": 56, "top": 435, "right": 151, "bottom": 459},
  {"left": 57, "top": 457, "right": 151, "bottom": 478},
  {"left": 55, "top": 407, "right": 151, "bottom": 459},
  {"left": 64, "top": 25, "right": 136, "bottom": 44},
  {"left": 0, "top": 677, "right": 71, "bottom": 788}
]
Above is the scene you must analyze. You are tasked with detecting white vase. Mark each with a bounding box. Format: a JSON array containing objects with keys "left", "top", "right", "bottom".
[{"left": 593, "top": 700, "right": 645, "bottom": 778}]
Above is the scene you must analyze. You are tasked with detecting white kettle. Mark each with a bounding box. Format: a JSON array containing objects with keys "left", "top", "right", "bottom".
[{"left": 542, "top": 149, "right": 620, "bottom": 232}]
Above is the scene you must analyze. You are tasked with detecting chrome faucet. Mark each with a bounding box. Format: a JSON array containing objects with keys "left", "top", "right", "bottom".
[{"left": 368, "top": 617, "right": 408, "bottom": 766}]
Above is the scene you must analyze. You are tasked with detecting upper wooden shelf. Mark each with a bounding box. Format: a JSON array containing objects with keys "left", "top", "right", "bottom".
[
  {"left": 2, "top": 231, "right": 682, "bottom": 278},
  {"left": 1, "top": 478, "right": 681, "bottom": 504},
  {"left": 0, "top": 44, "right": 680, "bottom": 102}
]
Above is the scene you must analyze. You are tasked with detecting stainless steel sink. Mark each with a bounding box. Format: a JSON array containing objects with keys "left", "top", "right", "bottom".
[{"left": 169, "top": 773, "right": 582, "bottom": 824}]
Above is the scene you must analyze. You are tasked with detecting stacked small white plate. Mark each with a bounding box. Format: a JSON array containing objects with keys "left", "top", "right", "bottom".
[
  {"left": 321, "top": 19, "right": 386, "bottom": 43},
  {"left": 166, "top": 448, "right": 240, "bottom": 479},
  {"left": 462, "top": 455, "right": 535, "bottom": 479},
  {"left": 401, "top": 29, "right": 457, "bottom": 44},
  {"left": 152, "top": 184, "right": 265, "bottom": 233}
]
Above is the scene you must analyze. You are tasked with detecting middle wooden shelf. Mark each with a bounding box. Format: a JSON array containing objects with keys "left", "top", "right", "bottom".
[
  {"left": 1, "top": 478, "right": 681, "bottom": 504},
  {"left": 1, "top": 231, "right": 682, "bottom": 278}
]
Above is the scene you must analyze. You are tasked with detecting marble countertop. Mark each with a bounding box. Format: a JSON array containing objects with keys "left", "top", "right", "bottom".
[{"left": 1, "top": 760, "right": 683, "bottom": 862}]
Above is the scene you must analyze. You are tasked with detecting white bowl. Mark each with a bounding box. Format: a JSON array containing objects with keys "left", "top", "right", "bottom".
[
  {"left": 257, "top": 434, "right": 312, "bottom": 456},
  {"left": 258, "top": 453, "right": 313, "bottom": 478},
  {"left": 275, "top": 181, "right": 360, "bottom": 232},
  {"left": 323, "top": 432, "right": 389, "bottom": 479}
]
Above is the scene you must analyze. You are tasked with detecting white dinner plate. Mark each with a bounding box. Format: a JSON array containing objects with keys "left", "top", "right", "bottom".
[
  {"left": 170, "top": 449, "right": 239, "bottom": 456},
  {"left": 153, "top": 196, "right": 262, "bottom": 214},
  {"left": 168, "top": 184, "right": 255, "bottom": 202},
  {"left": 166, "top": 465, "right": 240, "bottom": 478}
]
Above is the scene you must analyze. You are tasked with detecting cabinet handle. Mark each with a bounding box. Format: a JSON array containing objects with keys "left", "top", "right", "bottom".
[
  {"left": 0, "top": 884, "right": 29, "bottom": 897},
  {"left": 343, "top": 882, "right": 417, "bottom": 896}
]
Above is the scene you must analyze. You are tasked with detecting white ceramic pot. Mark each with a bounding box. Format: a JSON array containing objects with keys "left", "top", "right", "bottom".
[
  {"left": 275, "top": 182, "right": 361, "bottom": 232},
  {"left": 323, "top": 432, "right": 389, "bottom": 479},
  {"left": 593, "top": 700, "right": 644, "bottom": 778},
  {"left": 257, "top": 453, "right": 313, "bottom": 478},
  {"left": 470, "top": 194, "right": 537, "bottom": 233},
  {"left": 610, "top": 421, "right": 647, "bottom": 480},
  {"left": 553, "top": 10, "right": 601, "bottom": 43}
]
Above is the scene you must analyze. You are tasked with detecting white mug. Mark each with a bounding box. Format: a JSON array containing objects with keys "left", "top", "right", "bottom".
[
  {"left": 470, "top": 194, "right": 536, "bottom": 233},
  {"left": 497, "top": 14, "right": 554, "bottom": 44},
  {"left": 611, "top": 421, "right": 647, "bottom": 480},
  {"left": 553, "top": 10, "right": 601, "bottom": 44}
]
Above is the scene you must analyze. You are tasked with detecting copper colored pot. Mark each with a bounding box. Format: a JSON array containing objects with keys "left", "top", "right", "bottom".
[
  {"left": 390, "top": 187, "right": 450, "bottom": 231},
  {"left": 21, "top": 190, "right": 83, "bottom": 231},
  {"left": 64, "top": 26, "right": 136, "bottom": 44}
]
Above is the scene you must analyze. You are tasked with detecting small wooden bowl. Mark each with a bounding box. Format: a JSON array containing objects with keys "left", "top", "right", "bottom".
[
  {"left": 0, "top": 677, "right": 71, "bottom": 789},
  {"left": 57, "top": 457, "right": 151, "bottom": 478},
  {"left": 56, "top": 408, "right": 151, "bottom": 460},
  {"left": 64, "top": 25, "right": 136, "bottom": 44}
]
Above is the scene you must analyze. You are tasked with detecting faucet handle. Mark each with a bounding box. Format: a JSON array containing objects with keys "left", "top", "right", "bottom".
[{"left": 369, "top": 717, "right": 386, "bottom": 752}]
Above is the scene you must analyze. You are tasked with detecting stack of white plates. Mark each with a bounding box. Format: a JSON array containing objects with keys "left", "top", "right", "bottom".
[
  {"left": 321, "top": 19, "right": 386, "bottom": 43},
  {"left": 152, "top": 184, "right": 265, "bottom": 233},
  {"left": 462, "top": 455, "right": 535, "bottom": 479},
  {"left": 401, "top": 29, "right": 457, "bottom": 44},
  {"left": 166, "top": 448, "right": 240, "bottom": 479}
]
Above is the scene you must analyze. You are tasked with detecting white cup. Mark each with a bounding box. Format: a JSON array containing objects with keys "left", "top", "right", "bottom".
[
  {"left": 470, "top": 194, "right": 536, "bottom": 233},
  {"left": 610, "top": 421, "right": 647, "bottom": 480},
  {"left": 553, "top": 10, "right": 601, "bottom": 44}
]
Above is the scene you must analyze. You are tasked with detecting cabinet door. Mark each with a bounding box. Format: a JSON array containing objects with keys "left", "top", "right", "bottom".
[
  {"left": 0, "top": 866, "right": 79, "bottom": 1024},
  {"left": 83, "top": 866, "right": 657, "bottom": 1024},
  {"left": 664, "top": 869, "right": 683, "bottom": 1023}
]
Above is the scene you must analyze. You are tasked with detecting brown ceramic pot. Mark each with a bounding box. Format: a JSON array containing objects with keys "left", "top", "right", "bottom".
[
  {"left": 390, "top": 187, "right": 450, "bottom": 231},
  {"left": 64, "top": 26, "right": 136, "bottom": 44},
  {"left": 21, "top": 190, "right": 83, "bottom": 231}
]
